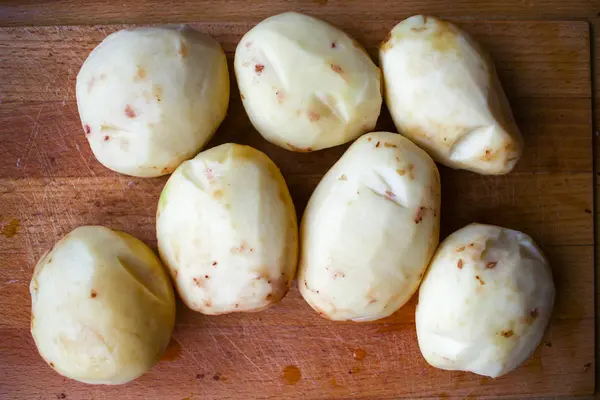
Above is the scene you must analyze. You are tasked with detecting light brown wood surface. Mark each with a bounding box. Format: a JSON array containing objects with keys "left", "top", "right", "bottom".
[{"left": 0, "top": 15, "right": 595, "bottom": 400}]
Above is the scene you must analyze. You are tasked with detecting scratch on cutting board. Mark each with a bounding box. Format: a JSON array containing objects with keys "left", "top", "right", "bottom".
[
  {"left": 324, "top": 325, "right": 347, "bottom": 346},
  {"left": 459, "top": 388, "right": 476, "bottom": 399},
  {"left": 180, "top": 340, "right": 205, "bottom": 370},
  {"left": 245, "top": 328, "right": 281, "bottom": 383},
  {"left": 74, "top": 142, "right": 96, "bottom": 176},
  {"left": 16, "top": 188, "right": 33, "bottom": 268},
  {"left": 21, "top": 105, "right": 44, "bottom": 170},
  {"left": 205, "top": 325, "right": 228, "bottom": 357},
  {"left": 323, "top": 325, "right": 353, "bottom": 386},
  {"left": 208, "top": 318, "right": 273, "bottom": 380},
  {"left": 222, "top": 330, "right": 274, "bottom": 379}
]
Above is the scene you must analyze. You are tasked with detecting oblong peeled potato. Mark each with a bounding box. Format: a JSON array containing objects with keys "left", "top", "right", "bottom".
[
  {"left": 235, "top": 12, "right": 382, "bottom": 152},
  {"left": 30, "top": 226, "right": 175, "bottom": 385},
  {"left": 298, "top": 132, "right": 440, "bottom": 321},
  {"left": 157, "top": 143, "right": 298, "bottom": 314},
  {"left": 416, "top": 223, "right": 555, "bottom": 378},
  {"left": 76, "top": 26, "right": 229, "bottom": 177},
  {"left": 380, "top": 15, "right": 522, "bottom": 175}
]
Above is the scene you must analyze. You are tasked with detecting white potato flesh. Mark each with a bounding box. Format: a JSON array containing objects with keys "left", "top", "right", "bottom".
[
  {"left": 30, "top": 226, "right": 175, "bottom": 385},
  {"left": 157, "top": 143, "right": 298, "bottom": 314},
  {"left": 416, "top": 223, "right": 555, "bottom": 378},
  {"left": 380, "top": 15, "right": 522, "bottom": 175},
  {"left": 298, "top": 132, "right": 440, "bottom": 321},
  {"left": 76, "top": 26, "right": 229, "bottom": 177},
  {"left": 234, "top": 12, "right": 382, "bottom": 152}
]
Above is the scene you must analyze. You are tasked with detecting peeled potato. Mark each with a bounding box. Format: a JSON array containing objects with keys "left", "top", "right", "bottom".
[
  {"left": 30, "top": 226, "right": 175, "bottom": 385},
  {"left": 157, "top": 143, "right": 298, "bottom": 314},
  {"left": 298, "top": 132, "right": 440, "bottom": 321},
  {"left": 380, "top": 15, "right": 522, "bottom": 175},
  {"left": 234, "top": 12, "right": 382, "bottom": 152},
  {"left": 416, "top": 223, "right": 555, "bottom": 378},
  {"left": 76, "top": 26, "right": 229, "bottom": 177}
]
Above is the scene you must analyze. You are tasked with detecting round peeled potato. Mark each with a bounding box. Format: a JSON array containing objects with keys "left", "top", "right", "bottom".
[
  {"left": 234, "top": 12, "right": 382, "bottom": 152},
  {"left": 298, "top": 132, "right": 440, "bottom": 321},
  {"left": 30, "top": 226, "right": 175, "bottom": 385},
  {"left": 416, "top": 223, "right": 555, "bottom": 378},
  {"left": 380, "top": 15, "right": 522, "bottom": 175},
  {"left": 76, "top": 26, "right": 229, "bottom": 177},
  {"left": 156, "top": 143, "right": 298, "bottom": 314}
]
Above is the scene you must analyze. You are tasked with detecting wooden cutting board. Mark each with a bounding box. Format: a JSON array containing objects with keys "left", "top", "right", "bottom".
[{"left": 0, "top": 19, "right": 594, "bottom": 399}]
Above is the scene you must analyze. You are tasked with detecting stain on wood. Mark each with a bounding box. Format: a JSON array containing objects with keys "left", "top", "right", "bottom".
[
  {"left": 1, "top": 219, "right": 20, "bottom": 238},
  {"left": 281, "top": 365, "right": 301, "bottom": 385}
]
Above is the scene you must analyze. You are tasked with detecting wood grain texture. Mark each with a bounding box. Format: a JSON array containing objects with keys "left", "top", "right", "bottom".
[
  {"left": 0, "top": 0, "right": 598, "bottom": 27},
  {"left": 0, "top": 17, "right": 594, "bottom": 400},
  {"left": 592, "top": 15, "right": 600, "bottom": 393}
]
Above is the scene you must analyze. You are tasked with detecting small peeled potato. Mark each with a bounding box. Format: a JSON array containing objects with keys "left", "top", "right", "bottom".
[
  {"left": 416, "top": 223, "right": 555, "bottom": 378},
  {"left": 234, "top": 12, "right": 382, "bottom": 152},
  {"left": 76, "top": 26, "right": 229, "bottom": 177},
  {"left": 156, "top": 143, "right": 298, "bottom": 314},
  {"left": 298, "top": 132, "right": 440, "bottom": 321},
  {"left": 30, "top": 226, "right": 175, "bottom": 385},
  {"left": 380, "top": 15, "right": 522, "bottom": 175}
]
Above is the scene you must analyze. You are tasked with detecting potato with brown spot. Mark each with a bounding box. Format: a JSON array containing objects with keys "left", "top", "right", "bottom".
[
  {"left": 416, "top": 223, "right": 555, "bottom": 378},
  {"left": 330, "top": 64, "right": 344, "bottom": 74},
  {"left": 177, "top": 40, "right": 189, "bottom": 57},
  {"left": 193, "top": 277, "right": 203, "bottom": 288},
  {"left": 286, "top": 142, "right": 313, "bottom": 152},
  {"left": 380, "top": 32, "right": 393, "bottom": 52},
  {"left": 407, "top": 164, "right": 415, "bottom": 180},
  {"left": 275, "top": 90, "right": 285, "bottom": 103},
  {"left": 379, "top": 15, "right": 522, "bottom": 175},
  {"left": 76, "top": 25, "right": 229, "bottom": 177},
  {"left": 234, "top": 12, "right": 381, "bottom": 152},
  {"left": 414, "top": 207, "right": 426, "bottom": 224},
  {"left": 299, "top": 132, "right": 440, "bottom": 321},
  {"left": 157, "top": 144, "right": 298, "bottom": 315},
  {"left": 152, "top": 85, "right": 163, "bottom": 101},
  {"left": 135, "top": 66, "right": 147, "bottom": 80},
  {"left": 30, "top": 226, "right": 175, "bottom": 384},
  {"left": 307, "top": 111, "right": 321, "bottom": 122},
  {"left": 124, "top": 105, "right": 136, "bottom": 118}
]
